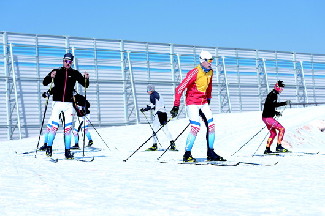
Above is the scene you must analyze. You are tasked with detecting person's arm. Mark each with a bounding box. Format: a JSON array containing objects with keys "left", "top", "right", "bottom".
[
  {"left": 76, "top": 70, "right": 89, "bottom": 88},
  {"left": 174, "top": 69, "right": 197, "bottom": 106},
  {"left": 43, "top": 69, "right": 56, "bottom": 86}
]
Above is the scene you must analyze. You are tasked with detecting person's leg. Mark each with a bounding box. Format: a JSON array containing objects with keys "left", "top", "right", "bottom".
[
  {"left": 262, "top": 117, "right": 279, "bottom": 153},
  {"left": 46, "top": 102, "right": 61, "bottom": 156},
  {"left": 62, "top": 103, "right": 74, "bottom": 159},
  {"left": 199, "top": 104, "right": 215, "bottom": 150},
  {"left": 200, "top": 104, "right": 226, "bottom": 161},
  {"left": 62, "top": 104, "right": 74, "bottom": 150},
  {"left": 71, "top": 117, "right": 82, "bottom": 149},
  {"left": 145, "top": 113, "right": 159, "bottom": 151},
  {"left": 185, "top": 105, "right": 201, "bottom": 152},
  {"left": 158, "top": 112, "right": 176, "bottom": 150},
  {"left": 84, "top": 114, "right": 93, "bottom": 146}
]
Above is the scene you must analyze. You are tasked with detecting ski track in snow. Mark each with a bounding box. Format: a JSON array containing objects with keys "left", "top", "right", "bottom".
[{"left": 1, "top": 106, "right": 325, "bottom": 216}]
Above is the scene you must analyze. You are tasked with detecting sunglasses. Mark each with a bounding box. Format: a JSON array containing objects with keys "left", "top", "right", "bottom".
[
  {"left": 64, "top": 59, "right": 73, "bottom": 64},
  {"left": 204, "top": 58, "right": 214, "bottom": 63}
]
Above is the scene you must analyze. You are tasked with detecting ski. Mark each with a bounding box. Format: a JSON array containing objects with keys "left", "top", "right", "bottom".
[
  {"left": 71, "top": 147, "right": 102, "bottom": 152},
  {"left": 49, "top": 158, "right": 59, "bottom": 163},
  {"left": 17, "top": 146, "right": 101, "bottom": 155},
  {"left": 144, "top": 148, "right": 179, "bottom": 152},
  {"left": 16, "top": 149, "right": 59, "bottom": 155},
  {"left": 186, "top": 161, "right": 240, "bottom": 166},
  {"left": 74, "top": 156, "right": 95, "bottom": 162},
  {"left": 160, "top": 160, "right": 276, "bottom": 166},
  {"left": 254, "top": 151, "right": 320, "bottom": 157},
  {"left": 238, "top": 161, "right": 278, "bottom": 166},
  {"left": 16, "top": 150, "right": 35, "bottom": 155}
]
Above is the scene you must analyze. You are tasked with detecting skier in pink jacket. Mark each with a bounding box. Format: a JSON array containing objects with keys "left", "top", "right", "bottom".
[{"left": 170, "top": 51, "right": 226, "bottom": 162}]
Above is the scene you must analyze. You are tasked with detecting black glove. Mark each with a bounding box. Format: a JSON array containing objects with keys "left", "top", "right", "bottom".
[
  {"left": 170, "top": 106, "right": 179, "bottom": 118},
  {"left": 285, "top": 100, "right": 291, "bottom": 105},
  {"left": 207, "top": 99, "right": 211, "bottom": 105},
  {"left": 275, "top": 111, "right": 282, "bottom": 117},
  {"left": 42, "top": 91, "right": 50, "bottom": 98},
  {"left": 140, "top": 105, "right": 151, "bottom": 112}
]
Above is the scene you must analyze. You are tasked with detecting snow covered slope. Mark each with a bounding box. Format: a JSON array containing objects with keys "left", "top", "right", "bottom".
[{"left": 1, "top": 105, "right": 324, "bottom": 216}]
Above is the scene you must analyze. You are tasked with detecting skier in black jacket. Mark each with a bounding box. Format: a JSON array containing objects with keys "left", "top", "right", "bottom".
[
  {"left": 71, "top": 93, "right": 94, "bottom": 149},
  {"left": 262, "top": 80, "right": 290, "bottom": 154},
  {"left": 43, "top": 53, "right": 89, "bottom": 159}
]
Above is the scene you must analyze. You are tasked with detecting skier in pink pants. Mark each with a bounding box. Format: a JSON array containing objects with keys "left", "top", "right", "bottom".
[{"left": 262, "top": 80, "right": 290, "bottom": 154}]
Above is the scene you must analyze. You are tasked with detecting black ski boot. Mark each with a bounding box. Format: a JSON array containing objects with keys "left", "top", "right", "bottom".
[
  {"left": 207, "top": 149, "right": 226, "bottom": 161},
  {"left": 39, "top": 143, "right": 48, "bottom": 151},
  {"left": 45, "top": 146, "right": 52, "bottom": 157},
  {"left": 88, "top": 140, "right": 94, "bottom": 147},
  {"left": 71, "top": 143, "right": 80, "bottom": 149},
  {"left": 65, "top": 149, "right": 74, "bottom": 160},
  {"left": 183, "top": 151, "right": 196, "bottom": 162},
  {"left": 169, "top": 140, "right": 178, "bottom": 151},
  {"left": 146, "top": 143, "right": 158, "bottom": 151},
  {"left": 276, "top": 144, "right": 289, "bottom": 152},
  {"left": 264, "top": 147, "right": 273, "bottom": 154}
]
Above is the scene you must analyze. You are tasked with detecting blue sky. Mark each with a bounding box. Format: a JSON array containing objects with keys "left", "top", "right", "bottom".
[{"left": 1, "top": 0, "right": 324, "bottom": 54}]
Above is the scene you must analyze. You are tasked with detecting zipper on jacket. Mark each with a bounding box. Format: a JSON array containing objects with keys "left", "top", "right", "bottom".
[{"left": 62, "top": 69, "right": 68, "bottom": 102}]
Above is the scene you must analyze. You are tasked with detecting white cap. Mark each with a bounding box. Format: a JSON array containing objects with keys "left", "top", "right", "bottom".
[
  {"left": 147, "top": 84, "right": 155, "bottom": 92},
  {"left": 199, "top": 50, "right": 213, "bottom": 63}
]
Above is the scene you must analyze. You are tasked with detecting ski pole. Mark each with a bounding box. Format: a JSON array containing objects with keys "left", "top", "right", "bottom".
[
  {"left": 157, "top": 122, "right": 190, "bottom": 160},
  {"left": 141, "top": 111, "right": 163, "bottom": 148},
  {"left": 35, "top": 78, "right": 54, "bottom": 157},
  {"left": 82, "top": 76, "right": 87, "bottom": 157},
  {"left": 61, "top": 111, "right": 67, "bottom": 152},
  {"left": 84, "top": 115, "right": 118, "bottom": 151},
  {"left": 230, "top": 125, "right": 266, "bottom": 156},
  {"left": 123, "top": 118, "right": 172, "bottom": 162}
]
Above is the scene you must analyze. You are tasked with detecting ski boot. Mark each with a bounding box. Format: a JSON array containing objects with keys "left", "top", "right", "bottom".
[
  {"left": 183, "top": 151, "right": 196, "bottom": 162},
  {"left": 65, "top": 149, "right": 74, "bottom": 160},
  {"left": 276, "top": 144, "right": 289, "bottom": 152},
  {"left": 39, "top": 143, "right": 48, "bottom": 151},
  {"left": 207, "top": 149, "right": 226, "bottom": 161},
  {"left": 71, "top": 143, "right": 80, "bottom": 149},
  {"left": 264, "top": 147, "right": 273, "bottom": 154},
  {"left": 146, "top": 143, "right": 158, "bottom": 151},
  {"left": 169, "top": 140, "right": 178, "bottom": 151},
  {"left": 88, "top": 140, "right": 94, "bottom": 147},
  {"left": 45, "top": 146, "right": 52, "bottom": 157}
]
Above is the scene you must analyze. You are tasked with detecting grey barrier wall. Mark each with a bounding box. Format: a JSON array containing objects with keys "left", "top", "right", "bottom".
[{"left": 1, "top": 31, "right": 325, "bottom": 140}]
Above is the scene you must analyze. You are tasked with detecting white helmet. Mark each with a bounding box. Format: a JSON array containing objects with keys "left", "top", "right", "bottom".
[{"left": 199, "top": 50, "right": 213, "bottom": 63}]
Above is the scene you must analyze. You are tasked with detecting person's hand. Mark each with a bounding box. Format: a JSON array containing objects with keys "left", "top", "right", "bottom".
[
  {"left": 170, "top": 106, "right": 179, "bottom": 118},
  {"left": 83, "top": 72, "right": 89, "bottom": 79},
  {"left": 285, "top": 100, "right": 291, "bottom": 105},
  {"left": 207, "top": 99, "right": 211, "bottom": 105},
  {"left": 140, "top": 108, "right": 145, "bottom": 112},
  {"left": 275, "top": 111, "right": 282, "bottom": 117},
  {"left": 50, "top": 71, "right": 56, "bottom": 78},
  {"left": 42, "top": 91, "right": 50, "bottom": 98}
]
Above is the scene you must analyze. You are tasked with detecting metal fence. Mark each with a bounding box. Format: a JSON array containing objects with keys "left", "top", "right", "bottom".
[{"left": 1, "top": 31, "right": 325, "bottom": 140}]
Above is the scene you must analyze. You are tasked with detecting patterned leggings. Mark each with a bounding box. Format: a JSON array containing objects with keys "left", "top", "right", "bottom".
[{"left": 262, "top": 117, "right": 285, "bottom": 147}]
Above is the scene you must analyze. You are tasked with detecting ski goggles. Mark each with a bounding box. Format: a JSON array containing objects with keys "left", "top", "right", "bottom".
[
  {"left": 64, "top": 59, "right": 73, "bottom": 64},
  {"left": 203, "top": 58, "right": 214, "bottom": 63}
]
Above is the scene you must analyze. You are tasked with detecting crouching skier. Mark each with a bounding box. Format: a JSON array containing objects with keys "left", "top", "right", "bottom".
[
  {"left": 71, "top": 93, "right": 94, "bottom": 149},
  {"left": 43, "top": 53, "right": 89, "bottom": 159},
  {"left": 262, "top": 80, "right": 291, "bottom": 154},
  {"left": 140, "top": 84, "right": 177, "bottom": 151},
  {"left": 170, "top": 50, "right": 226, "bottom": 162}
]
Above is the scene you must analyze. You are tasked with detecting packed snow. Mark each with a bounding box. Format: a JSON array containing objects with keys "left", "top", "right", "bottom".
[{"left": 1, "top": 105, "right": 324, "bottom": 216}]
